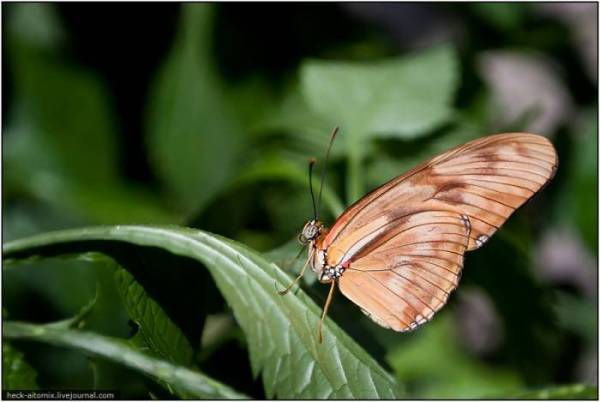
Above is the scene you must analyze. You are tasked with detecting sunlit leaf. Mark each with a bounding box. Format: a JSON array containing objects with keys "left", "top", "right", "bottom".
[
  {"left": 300, "top": 45, "right": 458, "bottom": 140},
  {"left": 300, "top": 45, "right": 459, "bottom": 202},
  {"left": 4, "top": 226, "right": 403, "bottom": 398}
]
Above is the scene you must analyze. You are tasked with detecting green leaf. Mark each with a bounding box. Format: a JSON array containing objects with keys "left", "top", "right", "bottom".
[
  {"left": 115, "top": 267, "right": 195, "bottom": 366},
  {"left": 510, "top": 384, "right": 597, "bottom": 399},
  {"left": 234, "top": 153, "right": 344, "bottom": 218},
  {"left": 4, "top": 225, "right": 403, "bottom": 398},
  {"left": 3, "top": 342, "right": 39, "bottom": 390},
  {"left": 300, "top": 45, "right": 458, "bottom": 140},
  {"left": 6, "top": 3, "right": 118, "bottom": 186},
  {"left": 265, "top": 238, "right": 317, "bottom": 287},
  {"left": 257, "top": 87, "right": 341, "bottom": 158},
  {"left": 367, "top": 120, "right": 481, "bottom": 191},
  {"left": 300, "top": 45, "right": 459, "bottom": 202},
  {"left": 3, "top": 321, "right": 246, "bottom": 399},
  {"left": 4, "top": 4, "right": 175, "bottom": 226},
  {"left": 146, "top": 4, "right": 245, "bottom": 214}
]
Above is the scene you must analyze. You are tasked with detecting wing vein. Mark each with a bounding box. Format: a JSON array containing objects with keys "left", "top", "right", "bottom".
[
  {"left": 437, "top": 167, "right": 549, "bottom": 182},
  {"left": 367, "top": 272, "right": 433, "bottom": 317},
  {"left": 341, "top": 214, "right": 467, "bottom": 263},
  {"left": 433, "top": 172, "right": 542, "bottom": 187},
  {"left": 441, "top": 156, "right": 554, "bottom": 171},
  {"left": 433, "top": 195, "right": 509, "bottom": 220},
  {"left": 390, "top": 269, "right": 447, "bottom": 306},
  {"left": 393, "top": 266, "right": 452, "bottom": 296},
  {"left": 460, "top": 181, "right": 532, "bottom": 198}
]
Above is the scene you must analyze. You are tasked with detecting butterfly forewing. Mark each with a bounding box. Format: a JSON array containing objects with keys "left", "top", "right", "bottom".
[
  {"left": 324, "top": 133, "right": 558, "bottom": 254},
  {"left": 324, "top": 133, "right": 558, "bottom": 331}
]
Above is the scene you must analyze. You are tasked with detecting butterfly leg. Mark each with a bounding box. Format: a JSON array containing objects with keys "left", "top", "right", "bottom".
[
  {"left": 318, "top": 279, "right": 337, "bottom": 343},
  {"left": 277, "top": 249, "right": 313, "bottom": 296},
  {"left": 281, "top": 243, "right": 307, "bottom": 271}
]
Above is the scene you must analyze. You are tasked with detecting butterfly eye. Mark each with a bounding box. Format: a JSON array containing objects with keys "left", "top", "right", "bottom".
[
  {"left": 297, "top": 232, "right": 308, "bottom": 245},
  {"left": 302, "top": 223, "right": 319, "bottom": 241}
]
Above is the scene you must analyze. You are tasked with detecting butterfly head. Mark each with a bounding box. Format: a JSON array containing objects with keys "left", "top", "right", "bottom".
[{"left": 299, "top": 220, "right": 323, "bottom": 245}]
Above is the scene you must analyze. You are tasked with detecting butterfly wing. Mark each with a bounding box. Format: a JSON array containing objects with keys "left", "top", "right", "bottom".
[
  {"left": 338, "top": 211, "right": 471, "bottom": 331},
  {"left": 326, "top": 133, "right": 558, "bottom": 331},
  {"left": 324, "top": 133, "right": 558, "bottom": 260}
]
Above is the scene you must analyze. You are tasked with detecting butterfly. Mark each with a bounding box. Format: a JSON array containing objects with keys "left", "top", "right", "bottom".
[{"left": 279, "top": 128, "right": 558, "bottom": 342}]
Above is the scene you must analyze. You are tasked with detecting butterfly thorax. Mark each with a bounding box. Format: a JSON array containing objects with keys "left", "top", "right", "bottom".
[{"left": 299, "top": 220, "right": 346, "bottom": 284}]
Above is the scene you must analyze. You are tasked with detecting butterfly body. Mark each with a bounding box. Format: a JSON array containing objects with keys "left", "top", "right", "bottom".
[
  {"left": 292, "top": 132, "right": 558, "bottom": 335},
  {"left": 300, "top": 220, "right": 339, "bottom": 283}
]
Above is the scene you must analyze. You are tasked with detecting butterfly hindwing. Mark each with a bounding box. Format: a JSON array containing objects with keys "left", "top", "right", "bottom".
[{"left": 338, "top": 211, "right": 471, "bottom": 332}]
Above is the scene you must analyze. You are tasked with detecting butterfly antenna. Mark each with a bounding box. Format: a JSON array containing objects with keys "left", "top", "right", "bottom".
[
  {"left": 316, "top": 126, "right": 340, "bottom": 220},
  {"left": 308, "top": 158, "right": 318, "bottom": 220}
]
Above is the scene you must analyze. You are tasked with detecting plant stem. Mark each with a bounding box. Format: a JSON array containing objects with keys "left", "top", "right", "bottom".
[{"left": 347, "top": 128, "right": 364, "bottom": 205}]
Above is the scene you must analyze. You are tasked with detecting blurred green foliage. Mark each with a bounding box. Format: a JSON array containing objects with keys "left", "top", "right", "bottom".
[{"left": 2, "top": 2, "right": 597, "bottom": 399}]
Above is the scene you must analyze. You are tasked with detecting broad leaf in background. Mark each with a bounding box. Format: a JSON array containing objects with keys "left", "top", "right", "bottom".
[
  {"left": 4, "top": 226, "right": 403, "bottom": 398},
  {"left": 3, "top": 321, "right": 246, "bottom": 399},
  {"left": 301, "top": 45, "right": 458, "bottom": 140},
  {"left": 366, "top": 119, "right": 481, "bottom": 192},
  {"left": 6, "top": 3, "right": 117, "bottom": 186},
  {"left": 3, "top": 3, "right": 176, "bottom": 225},
  {"left": 3, "top": 342, "right": 39, "bottom": 390},
  {"left": 257, "top": 88, "right": 341, "bottom": 159},
  {"left": 234, "top": 153, "right": 344, "bottom": 218},
  {"left": 300, "top": 45, "right": 458, "bottom": 201},
  {"left": 146, "top": 4, "right": 244, "bottom": 215}
]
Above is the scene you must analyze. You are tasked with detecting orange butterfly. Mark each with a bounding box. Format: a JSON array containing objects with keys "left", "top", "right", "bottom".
[{"left": 279, "top": 128, "right": 558, "bottom": 342}]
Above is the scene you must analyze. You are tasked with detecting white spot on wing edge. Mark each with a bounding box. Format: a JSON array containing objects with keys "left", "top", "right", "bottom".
[
  {"left": 476, "top": 234, "right": 489, "bottom": 247},
  {"left": 415, "top": 313, "right": 427, "bottom": 325}
]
